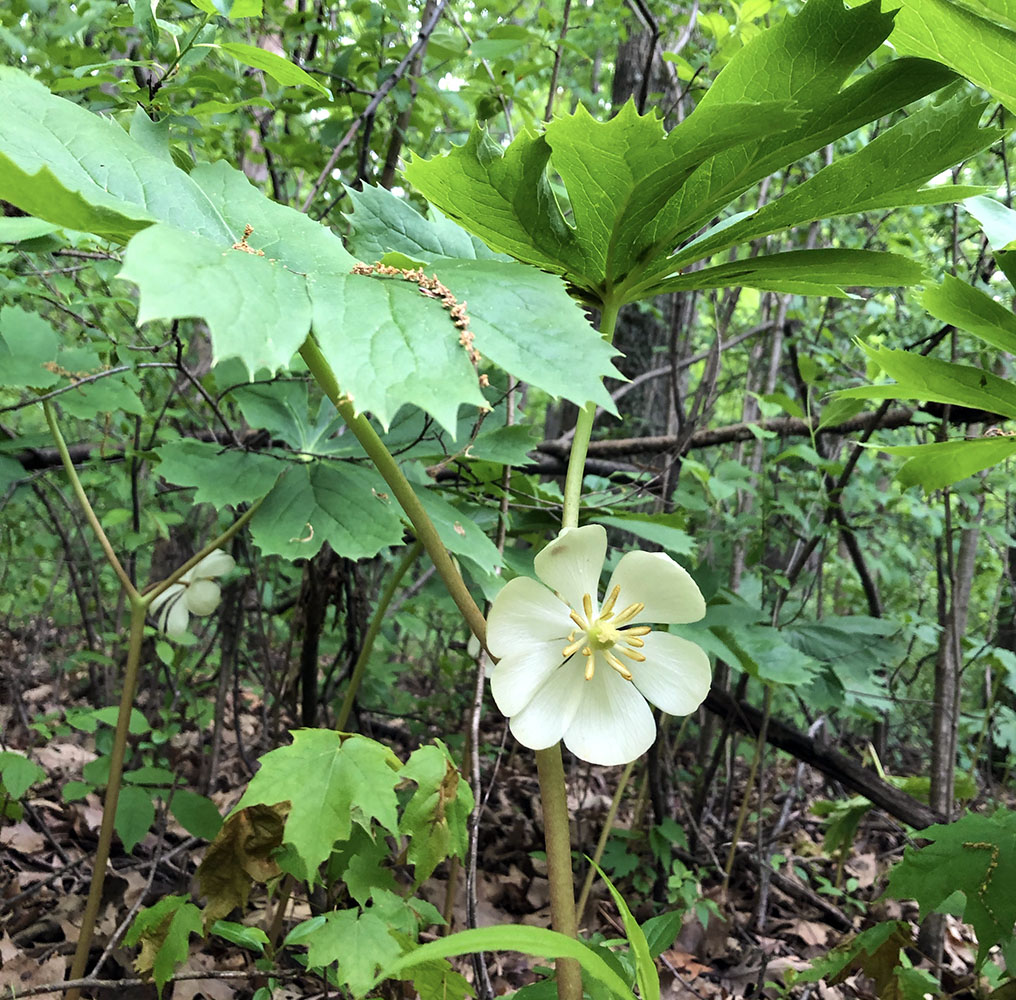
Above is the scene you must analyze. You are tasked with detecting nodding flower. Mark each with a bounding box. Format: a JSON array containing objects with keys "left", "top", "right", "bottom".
[{"left": 149, "top": 550, "right": 235, "bottom": 639}]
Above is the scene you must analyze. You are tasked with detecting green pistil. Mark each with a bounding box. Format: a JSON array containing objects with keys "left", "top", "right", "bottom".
[{"left": 561, "top": 585, "right": 651, "bottom": 682}]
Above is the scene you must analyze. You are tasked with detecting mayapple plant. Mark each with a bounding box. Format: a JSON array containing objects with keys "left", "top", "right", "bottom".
[{"left": 0, "top": 0, "right": 1007, "bottom": 995}]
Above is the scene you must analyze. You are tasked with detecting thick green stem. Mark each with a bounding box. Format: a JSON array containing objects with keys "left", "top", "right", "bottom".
[
  {"left": 536, "top": 745, "right": 582, "bottom": 1000},
  {"left": 336, "top": 539, "right": 422, "bottom": 731},
  {"left": 536, "top": 300, "right": 622, "bottom": 999},
  {"left": 561, "top": 298, "right": 621, "bottom": 529},
  {"left": 67, "top": 600, "right": 147, "bottom": 1000},
  {"left": 299, "top": 337, "right": 487, "bottom": 648}
]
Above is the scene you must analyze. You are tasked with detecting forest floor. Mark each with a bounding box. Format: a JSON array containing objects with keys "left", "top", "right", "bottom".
[{"left": 0, "top": 620, "right": 988, "bottom": 1000}]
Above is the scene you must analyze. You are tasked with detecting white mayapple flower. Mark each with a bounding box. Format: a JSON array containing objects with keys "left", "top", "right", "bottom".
[
  {"left": 149, "top": 550, "right": 235, "bottom": 639},
  {"left": 486, "top": 524, "right": 711, "bottom": 766}
]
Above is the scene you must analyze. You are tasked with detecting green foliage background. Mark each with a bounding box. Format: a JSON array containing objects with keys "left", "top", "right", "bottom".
[{"left": 2, "top": 0, "right": 1016, "bottom": 996}]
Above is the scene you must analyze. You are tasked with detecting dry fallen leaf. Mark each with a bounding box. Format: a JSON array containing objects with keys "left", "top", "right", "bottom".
[{"left": 0, "top": 821, "right": 46, "bottom": 854}]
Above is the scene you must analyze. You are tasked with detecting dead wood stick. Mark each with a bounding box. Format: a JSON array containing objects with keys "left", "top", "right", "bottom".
[{"left": 704, "top": 686, "right": 942, "bottom": 831}]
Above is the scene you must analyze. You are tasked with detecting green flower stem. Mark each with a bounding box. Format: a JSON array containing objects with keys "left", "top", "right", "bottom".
[
  {"left": 535, "top": 745, "right": 583, "bottom": 1000},
  {"left": 299, "top": 336, "right": 487, "bottom": 648},
  {"left": 540, "top": 299, "right": 621, "bottom": 1000},
  {"left": 67, "top": 599, "right": 148, "bottom": 1000},
  {"left": 575, "top": 757, "right": 635, "bottom": 925},
  {"left": 335, "top": 539, "right": 423, "bottom": 731},
  {"left": 44, "top": 400, "right": 139, "bottom": 600},
  {"left": 561, "top": 298, "right": 620, "bottom": 529}
]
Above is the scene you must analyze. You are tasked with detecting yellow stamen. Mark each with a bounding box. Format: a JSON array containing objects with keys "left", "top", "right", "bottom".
[
  {"left": 562, "top": 636, "right": 585, "bottom": 657},
  {"left": 604, "top": 650, "right": 633, "bottom": 680},
  {"left": 615, "top": 646, "right": 647, "bottom": 662},
  {"left": 582, "top": 593, "right": 594, "bottom": 623},
  {"left": 569, "top": 609, "right": 588, "bottom": 630},
  {"left": 598, "top": 584, "right": 621, "bottom": 619},
  {"left": 624, "top": 625, "right": 651, "bottom": 637},
  {"left": 584, "top": 652, "right": 596, "bottom": 680},
  {"left": 613, "top": 602, "right": 645, "bottom": 626},
  {"left": 624, "top": 636, "right": 645, "bottom": 648}
]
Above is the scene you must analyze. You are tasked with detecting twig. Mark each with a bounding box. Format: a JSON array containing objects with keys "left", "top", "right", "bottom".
[
  {"left": 539, "top": 406, "right": 920, "bottom": 457},
  {"left": 1, "top": 970, "right": 294, "bottom": 1000},
  {"left": 301, "top": 0, "right": 450, "bottom": 214},
  {"left": 543, "top": 0, "right": 572, "bottom": 121}
]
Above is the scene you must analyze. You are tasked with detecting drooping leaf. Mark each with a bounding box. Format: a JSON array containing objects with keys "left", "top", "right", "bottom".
[
  {"left": 876, "top": 437, "right": 1016, "bottom": 492},
  {"left": 920, "top": 273, "right": 1016, "bottom": 354},
  {"left": 0, "top": 70, "right": 616, "bottom": 428},
  {"left": 668, "top": 92, "right": 999, "bottom": 269},
  {"left": 233, "top": 730, "right": 402, "bottom": 884},
  {"left": 0, "top": 67, "right": 230, "bottom": 243},
  {"left": 649, "top": 249, "right": 926, "bottom": 297},
  {"left": 836, "top": 346, "right": 1016, "bottom": 419},
  {"left": 406, "top": 0, "right": 956, "bottom": 305},
  {"left": 197, "top": 803, "right": 288, "bottom": 927}
]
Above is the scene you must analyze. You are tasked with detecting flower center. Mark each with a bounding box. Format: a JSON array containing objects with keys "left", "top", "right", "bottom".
[{"left": 561, "top": 585, "right": 652, "bottom": 682}]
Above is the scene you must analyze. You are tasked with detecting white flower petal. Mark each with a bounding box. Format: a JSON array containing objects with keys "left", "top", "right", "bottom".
[
  {"left": 487, "top": 577, "right": 572, "bottom": 659},
  {"left": 607, "top": 550, "right": 705, "bottom": 624},
  {"left": 562, "top": 666, "right": 656, "bottom": 766},
  {"left": 534, "top": 524, "right": 607, "bottom": 611},
  {"left": 149, "top": 582, "right": 184, "bottom": 618},
  {"left": 491, "top": 642, "right": 568, "bottom": 717},
  {"left": 508, "top": 660, "right": 585, "bottom": 751},
  {"left": 163, "top": 592, "right": 191, "bottom": 638},
  {"left": 189, "top": 550, "right": 235, "bottom": 582},
  {"left": 185, "top": 579, "right": 222, "bottom": 616},
  {"left": 628, "top": 631, "right": 711, "bottom": 716}
]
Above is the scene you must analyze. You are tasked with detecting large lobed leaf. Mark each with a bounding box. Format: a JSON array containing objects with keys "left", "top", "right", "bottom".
[
  {"left": 406, "top": 0, "right": 963, "bottom": 307},
  {"left": 0, "top": 67, "right": 618, "bottom": 431}
]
